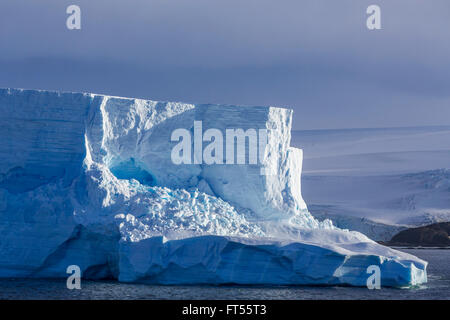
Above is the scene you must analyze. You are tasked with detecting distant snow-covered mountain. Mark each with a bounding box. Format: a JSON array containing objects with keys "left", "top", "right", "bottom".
[{"left": 292, "top": 126, "right": 450, "bottom": 240}]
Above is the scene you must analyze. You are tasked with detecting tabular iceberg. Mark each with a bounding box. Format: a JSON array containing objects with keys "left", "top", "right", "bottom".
[{"left": 0, "top": 88, "right": 427, "bottom": 286}]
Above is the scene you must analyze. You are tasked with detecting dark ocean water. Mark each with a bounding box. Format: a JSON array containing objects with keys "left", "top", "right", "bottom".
[{"left": 0, "top": 249, "right": 448, "bottom": 300}]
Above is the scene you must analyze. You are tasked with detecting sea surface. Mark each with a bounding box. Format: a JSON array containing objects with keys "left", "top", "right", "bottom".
[{"left": 0, "top": 248, "right": 448, "bottom": 300}]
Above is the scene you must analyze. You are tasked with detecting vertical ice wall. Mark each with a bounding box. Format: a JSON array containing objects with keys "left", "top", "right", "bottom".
[
  {"left": 195, "top": 104, "right": 307, "bottom": 219},
  {"left": 0, "top": 88, "right": 102, "bottom": 276},
  {"left": 0, "top": 88, "right": 101, "bottom": 191},
  {"left": 85, "top": 96, "right": 307, "bottom": 220}
]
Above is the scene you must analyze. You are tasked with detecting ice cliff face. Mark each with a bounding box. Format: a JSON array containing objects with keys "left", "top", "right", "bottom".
[{"left": 0, "top": 88, "right": 427, "bottom": 286}]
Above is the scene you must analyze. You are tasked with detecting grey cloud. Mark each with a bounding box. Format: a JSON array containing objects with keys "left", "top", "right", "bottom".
[{"left": 1, "top": 0, "right": 449, "bottom": 129}]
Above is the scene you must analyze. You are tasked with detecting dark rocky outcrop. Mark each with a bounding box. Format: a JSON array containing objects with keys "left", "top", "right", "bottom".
[{"left": 386, "top": 222, "right": 450, "bottom": 247}]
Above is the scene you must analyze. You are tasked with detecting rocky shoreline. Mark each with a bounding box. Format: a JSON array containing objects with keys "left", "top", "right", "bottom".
[{"left": 379, "top": 222, "right": 450, "bottom": 247}]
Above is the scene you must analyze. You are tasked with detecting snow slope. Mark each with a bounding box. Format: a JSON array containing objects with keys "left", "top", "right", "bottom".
[
  {"left": 292, "top": 127, "right": 450, "bottom": 240},
  {"left": 0, "top": 88, "right": 427, "bottom": 286}
]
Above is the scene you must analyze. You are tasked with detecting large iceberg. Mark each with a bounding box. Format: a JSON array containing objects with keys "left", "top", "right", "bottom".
[{"left": 0, "top": 88, "right": 427, "bottom": 286}]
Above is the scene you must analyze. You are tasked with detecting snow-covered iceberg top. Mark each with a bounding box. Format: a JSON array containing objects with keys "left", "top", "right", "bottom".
[{"left": 0, "top": 88, "right": 427, "bottom": 287}]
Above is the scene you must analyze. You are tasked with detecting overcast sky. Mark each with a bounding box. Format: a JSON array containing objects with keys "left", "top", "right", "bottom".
[{"left": 1, "top": 0, "right": 449, "bottom": 129}]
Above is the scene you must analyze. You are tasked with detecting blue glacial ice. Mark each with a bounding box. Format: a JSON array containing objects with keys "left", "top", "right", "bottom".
[{"left": 0, "top": 88, "right": 427, "bottom": 286}]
